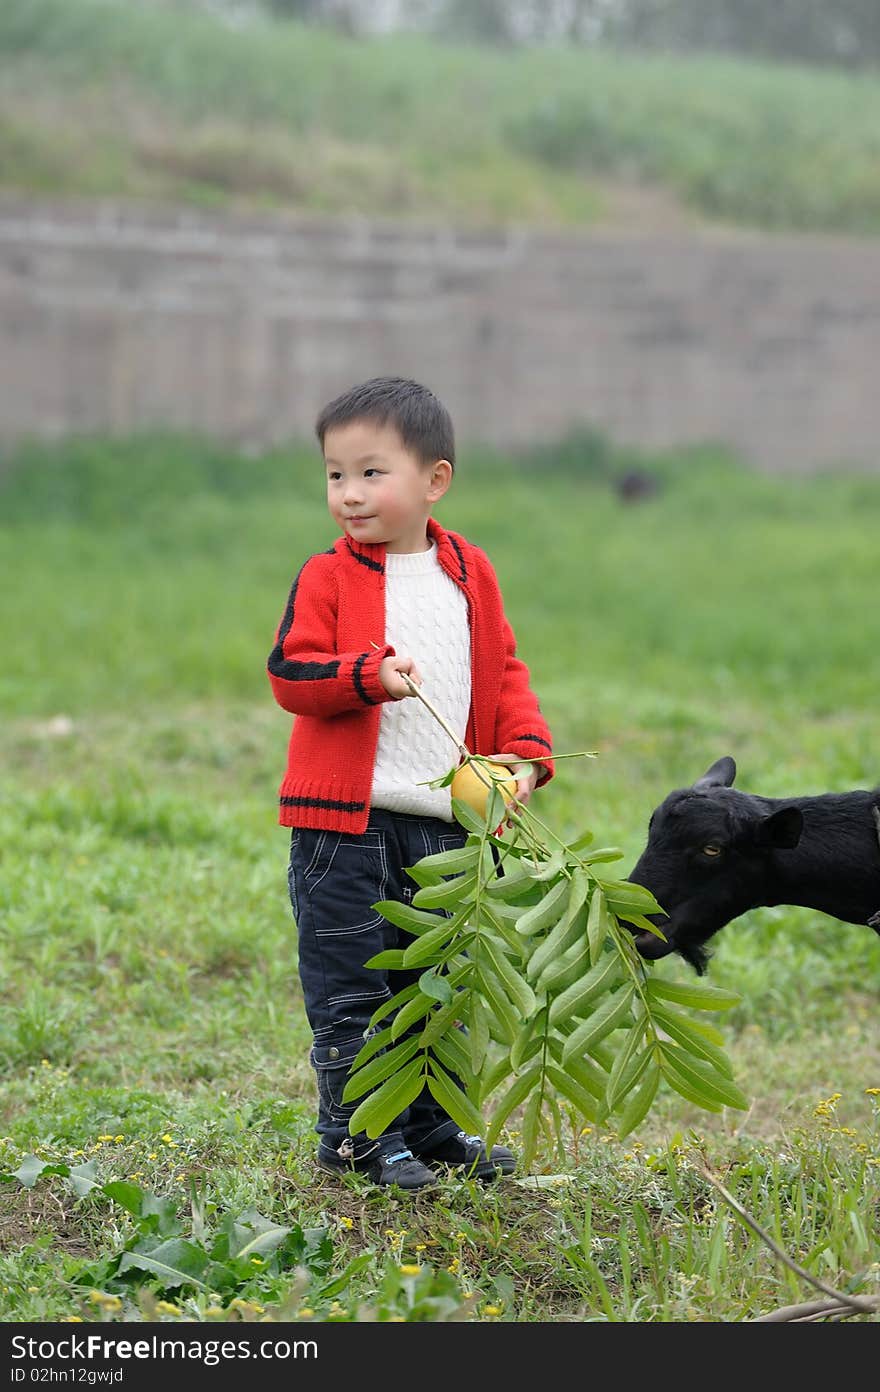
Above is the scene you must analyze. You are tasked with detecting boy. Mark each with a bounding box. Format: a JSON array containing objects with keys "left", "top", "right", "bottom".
[{"left": 268, "top": 377, "right": 554, "bottom": 1190}]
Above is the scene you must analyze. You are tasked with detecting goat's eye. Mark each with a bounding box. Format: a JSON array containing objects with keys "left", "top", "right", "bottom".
[{"left": 702, "top": 844, "right": 722, "bottom": 857}]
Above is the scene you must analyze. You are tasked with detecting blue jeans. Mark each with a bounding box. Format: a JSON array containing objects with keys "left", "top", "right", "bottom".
[{"left": 287, "top": 808, "right": 468, "bottom": 1163}]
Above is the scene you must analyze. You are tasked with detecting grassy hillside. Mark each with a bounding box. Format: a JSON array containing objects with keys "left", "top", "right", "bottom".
[{"left": 2, "top": 0, "right": 879, "bottom": 233}]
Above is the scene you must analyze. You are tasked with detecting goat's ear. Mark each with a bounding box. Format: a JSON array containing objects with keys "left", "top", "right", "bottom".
[
  {"left": 695, "top": 756, "right": 736, "bottom": 789},
  {"left": 755, "top": 805, "right": 803, "bottom": 850}
]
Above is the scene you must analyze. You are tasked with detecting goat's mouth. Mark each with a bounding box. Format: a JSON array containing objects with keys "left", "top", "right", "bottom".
[{"left": 632, "top": 927, "right": 676, "bottom": 961}]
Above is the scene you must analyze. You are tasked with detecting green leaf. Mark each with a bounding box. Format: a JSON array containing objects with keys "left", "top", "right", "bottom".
[
  {"left": 606, "top": 1016, "right": 649, "bottom": 1112},
  {"left": 484, "top": 862, "right": 543, "bottom": 901},
  {"left": 419, "top": 997, "right": 467, "bottom": 1048},
  {"left": 431, "top": 1029, "right": 475, "bottom": 1088},
  {"left": 347, "top": 1056, "right": 425, "bottom": 1139},
  {"left": 468, "top": 995, "right": 491, "bottom": 1073},
  {"left": 342, "top": 1035, "right": 422, "bottom": 1103},
  {"left": 401, "top": 919, "right": 459, "bottom": 968},
  {"left": 658, "top": 1043, "right": 749, "bottom": 1111},
  {"left": 363, "top": 949, "right": 408, "bottom": 970},
  {"left": 520, "top": 1087, "right": 543, "bottom": 1172},
  {"left": 102, "top": 1181, "right": 148, "bottom": 1217},
  {"left": 526, "top": 882, "right": 589, "bottom": 982},
  {"left": 529, "top": 849, "right": 567, "bottom": 882},
  {"left": 118, "top": 1239, "right": 209, "bottom": 1291},
  {"left": 548, "top": 1035, "right": 609, "bottom": 1101},
  {"left": 412, "top": 875, "right": 476, "bottom": 910},
  {"left": 223, "top": 1212, "right": 292, "bottom": 1262},
  {"left": 419, "top": 968, "right": 453, "bottom": 1004},
  {"left": 367, "top": 984, "right": 420, "bottom": 1032},
  {"left": 514, "top": 877, "right": 570, "bottom": 937},
  {"left": 317, "top": 1250, "right": 373, "bottom": 1300},
  {"left": 476, "top": 960, "right": 519, "bottom": 1044},
  {"left": 485, "top": 1063, "right": 542, "bottom": 1155},
  {"left": 647, "top": 977, "right": 741, "bottom": 1012},
  {"left": 372, "top": 900, "right": 462, "bottom": 935},
  {"left": 561, "top": 982, "right": 636, "bottom": 1064},
  {"left": 545, "top": 1062, "right": 601, "bottom": 1125},
  {"left": 658, "top": 1056, "right": 725, "bottom": 1112},
  {"left": 651, "top": 1002, "right": 735, "bottom": 1078},
  {"left": 14, "top": 1156, "right": 69, "bottom": 1189},
  {"left": 427, "top": 1062, "right": 486, "bottom": 1137},
  {"left": 403, "top": 844, "right": 480, "bottom": 886},
  {"left": 612, "top": 908, "right": 667, "bottom": 936},
  {"left": 390, "top": 991, "right": 436, "bottom": 1041},
  {"left": 547, "top": 948, "right": 622, "bottom": 1026},
  {"left": 509, "top": 1018, "right": 537, "bottom": 1074},
  {"left": 535, "top": 934, "right": 592, "bottom": 995},
  {"left": 477, "top": 1051, "right": 514, "bottom": 1106},
  {"left": 614, "top": 1062, "right": 661, "bottom": 1140},
  {"left": 600, "top": 880, "right": 666, "bottom": 915},
  {"left": 480, "top": 936, "right": 536, "bottom": 1019},
  {"left": 587, "top": 886, "right": 609, "bottom": 961},
  {"left": 450, "top": 796, "right": 489, "bottom": 835},
  {"left": 582, "top": 847, "right": 624, "bottom": 864},
  {"left": 568, "top": 829, "right": 595, "bottom": 853}
]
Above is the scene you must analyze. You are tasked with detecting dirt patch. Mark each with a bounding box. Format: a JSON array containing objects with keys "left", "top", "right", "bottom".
[{"left": 0, "top": 1184, "right": 94, "bottom": 1259}]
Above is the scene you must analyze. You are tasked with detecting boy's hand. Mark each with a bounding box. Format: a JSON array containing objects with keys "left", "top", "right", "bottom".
[
  {"left": 380, "top": 654, "right": 423, "bottom": 699},
  {"left": 487, "top": 753, "right": 540, "bottom": 809}
]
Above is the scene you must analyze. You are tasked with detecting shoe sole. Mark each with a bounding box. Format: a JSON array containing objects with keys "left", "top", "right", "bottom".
[
  {"left": 317, "top": 1156, "right": 438, "bottom": 1190},
  {"left": 428, "top": 1159, "right": 516, "bottom": 1182}
]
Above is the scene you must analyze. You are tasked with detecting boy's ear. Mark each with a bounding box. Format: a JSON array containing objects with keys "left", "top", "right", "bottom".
[{"left": 427, "top": 459, "right": 453, "bottom": 501}]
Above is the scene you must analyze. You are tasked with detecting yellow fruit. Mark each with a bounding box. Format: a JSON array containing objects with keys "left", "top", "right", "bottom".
[{"left": 450, "top": 760, "right": 517, "bottom": 819}]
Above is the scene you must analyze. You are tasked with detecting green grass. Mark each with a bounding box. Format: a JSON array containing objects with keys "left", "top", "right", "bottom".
[
  {"left": 2, "top": 0, "right": 880, "bottom": 233},
  {"left": 0, "top": 431, "right": 878, "bottom": 1322}
]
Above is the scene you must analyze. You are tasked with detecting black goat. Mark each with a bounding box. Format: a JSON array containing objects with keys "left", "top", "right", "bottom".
[{"left": 627, "top": 756, "right": 880, "bottom": 975}]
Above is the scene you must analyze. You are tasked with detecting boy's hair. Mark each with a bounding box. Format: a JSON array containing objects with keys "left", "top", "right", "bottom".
[{"left": 315, "top": 377, "right": 456, "bottom": 470}]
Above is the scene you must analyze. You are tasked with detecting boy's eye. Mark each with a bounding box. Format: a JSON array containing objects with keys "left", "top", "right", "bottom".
[
  {"left": 327, "top": 471, "right": 341, "bottom": 481},
  {"left": 363, "top": 468, "right": 380, "bottom": 477}
]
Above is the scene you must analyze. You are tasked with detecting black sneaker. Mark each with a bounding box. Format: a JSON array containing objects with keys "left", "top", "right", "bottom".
[
  {"left": 317, "top": 1144, "right": 438, "bottom": 1191},
  {"left": 416, "top": 1131, "right": 516, "bottom": 1182}
]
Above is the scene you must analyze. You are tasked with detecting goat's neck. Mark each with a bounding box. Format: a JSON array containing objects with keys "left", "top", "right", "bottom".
[{"left": 763, "top": 792, "right": 880, "bottom": 924}]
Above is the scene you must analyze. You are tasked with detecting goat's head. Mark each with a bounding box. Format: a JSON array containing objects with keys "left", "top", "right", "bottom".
[{"left": 627, "top": 756, "right": 804, "bottom": 974}]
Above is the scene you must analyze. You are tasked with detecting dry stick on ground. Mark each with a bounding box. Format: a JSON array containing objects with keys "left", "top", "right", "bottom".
[{"left": 695, "top": 1162, "right": 879, "bottom": 1321}]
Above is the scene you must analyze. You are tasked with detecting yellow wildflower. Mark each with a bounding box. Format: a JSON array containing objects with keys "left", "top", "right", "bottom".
[{"left": 399, "top": 1264, "right": 421, "bottom": 1276}]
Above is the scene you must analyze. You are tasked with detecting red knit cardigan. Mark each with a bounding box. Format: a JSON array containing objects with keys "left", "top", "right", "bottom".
[{"left": 267, "top": 516, "right": 554, "bottom": 832}]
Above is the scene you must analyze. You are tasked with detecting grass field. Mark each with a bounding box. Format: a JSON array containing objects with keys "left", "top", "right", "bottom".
[
  {"left": 0, "top": 432, "right": 878, "bottom": 1324},
  {"left": 3, "top": 0, "right": 880, "bottom": 234}
]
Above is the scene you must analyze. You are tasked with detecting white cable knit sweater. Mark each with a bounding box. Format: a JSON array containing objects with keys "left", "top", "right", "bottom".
[{"left": 371, "top": 541, "right": 471, "bottom": 821}]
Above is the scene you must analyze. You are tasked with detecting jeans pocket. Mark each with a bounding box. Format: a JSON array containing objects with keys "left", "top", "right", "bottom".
[{"left": 311, "top": 1037, "right": 363, "bottom": 1123}]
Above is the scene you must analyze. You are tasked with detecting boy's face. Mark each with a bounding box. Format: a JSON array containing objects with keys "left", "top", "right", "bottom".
[{"left": 323, "top": 419, "right": 451, "bottom": 554}]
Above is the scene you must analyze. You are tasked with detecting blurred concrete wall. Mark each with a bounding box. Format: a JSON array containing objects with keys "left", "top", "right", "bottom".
[{"left": 1, "top": 196, "right": 878, "bottom": 471}]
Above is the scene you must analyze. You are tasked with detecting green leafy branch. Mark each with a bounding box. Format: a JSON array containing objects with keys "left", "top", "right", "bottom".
[{"left": 344, "top": 756, "right": 748, "bottom": 1171}]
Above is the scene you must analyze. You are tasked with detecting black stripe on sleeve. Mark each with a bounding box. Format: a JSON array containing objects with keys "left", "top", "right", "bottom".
[
  {"left": 516, "top": 734, "right": 553, "bottom": 752},
  {"left": 267, "top": 559, "right": 341, "bottom": 683},
  {"left": 352, "top": 651, "right": 380, "bottom": 705}
]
